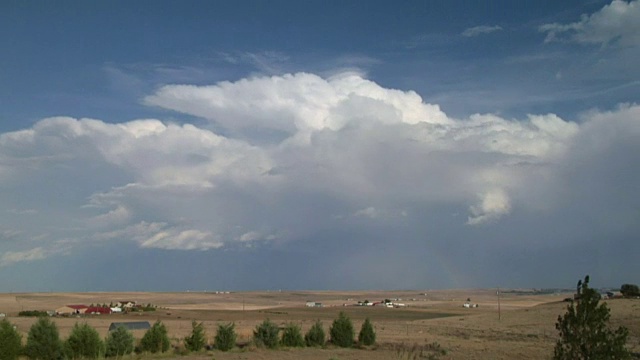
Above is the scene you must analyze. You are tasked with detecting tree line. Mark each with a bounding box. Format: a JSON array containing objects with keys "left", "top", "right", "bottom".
[{"left": 0, "top": 311, "right": 375, "bottom": 359}]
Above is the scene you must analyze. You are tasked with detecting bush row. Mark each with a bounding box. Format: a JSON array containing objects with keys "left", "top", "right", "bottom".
[
  {"left": 0, "top": 311, "right": 375, "bottom": 358},
  {"left": 250, "top": 312, "right": 375, "bottom": 350}
]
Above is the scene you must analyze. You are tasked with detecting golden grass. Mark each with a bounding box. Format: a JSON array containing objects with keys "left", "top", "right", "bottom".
[{"left": 1, "top": 289, "right": 638, "bottom": 359}]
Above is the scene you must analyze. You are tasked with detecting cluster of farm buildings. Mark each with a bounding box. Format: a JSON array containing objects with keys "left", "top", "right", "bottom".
[
  {"left": 306, "top": 298, "right": 408, "bottom": 308},
  {"left": 54, "top": 300, "right": 138, "bottom": 315}
]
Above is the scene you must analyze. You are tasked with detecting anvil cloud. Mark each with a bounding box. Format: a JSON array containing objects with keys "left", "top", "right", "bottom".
[{"left": 1, "top": 73, "right": 638, "bottom": 286}]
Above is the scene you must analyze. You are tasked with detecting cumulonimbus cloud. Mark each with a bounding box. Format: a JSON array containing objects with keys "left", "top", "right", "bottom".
[{"left": 0, "top": 72, "right": 638, "bottom": 266}]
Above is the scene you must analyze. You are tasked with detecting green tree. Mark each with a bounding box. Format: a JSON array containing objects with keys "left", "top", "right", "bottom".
[
  {"left": 64, "top": 322, "right": 104, "bottom": 359},
  {"left": 554, "top": 275, "right": 630, "bottom": 360},
  {"left": 253, "top": 319, "right": 279, "bottom": 349},
  {"left": 140, "top": 320, "right": 170, "bottom": 353},
  {"left": 105, "top": 326, "right": 134, "bottom": 358},
  {"left": 24, "top": 317, "right": 64, "bottom": 360},
  {"left": 280, "top": 322, "right": 304, "bottom": 347},
  {"left": 620, "top": 283, "right": 640, "bottom": 298},
  {"left": 184, "top": 320, "right": 206, "bottom": 352},
  {"left": 214, "top": 323, "right": 236, "bottom": 352},
  {"left": 358, "top": 317, "right": 376, "bottom": 346},
  {"left": 0, "top": 319, "right": 22, "bottom": 360},
  {"left": 330, "top": 311, "right": 354, "bottom": 348},
  {"left": 305, "top": 320, "right": 325, "bottom": 347}
]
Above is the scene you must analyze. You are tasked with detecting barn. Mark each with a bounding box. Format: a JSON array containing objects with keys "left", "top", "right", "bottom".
[{"left": 108, "top": 321, "right": 151, "bottom": 332}]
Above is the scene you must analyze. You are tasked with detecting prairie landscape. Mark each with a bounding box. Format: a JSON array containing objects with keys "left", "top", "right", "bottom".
[{"left": 2, "top": 289, "right": 639, "bottom": 359}]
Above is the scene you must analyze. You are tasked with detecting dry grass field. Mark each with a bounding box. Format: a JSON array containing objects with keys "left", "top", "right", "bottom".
[{"left": 1, "top": 289, "right": 638, "bottom": 359}]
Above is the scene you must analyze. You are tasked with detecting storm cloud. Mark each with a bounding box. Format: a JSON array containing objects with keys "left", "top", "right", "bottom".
[{"left": 1, "top": 72, "right": 638, "bottom": 290}]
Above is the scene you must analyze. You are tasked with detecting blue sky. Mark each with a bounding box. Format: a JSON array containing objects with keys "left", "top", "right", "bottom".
[{"left": 0, "top": 0, "right": 638, "bottom": 291}]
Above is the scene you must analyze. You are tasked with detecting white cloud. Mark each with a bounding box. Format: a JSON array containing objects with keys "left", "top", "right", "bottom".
[
  {"left": 144, "top": 72, "right": 450, "bottom": 143},
  {"left": 1, "top": 72, "right": 638, "bottom": 262},
  {"left": 139, "top": 228, "right": 220, "bottom": 250},
  {"left": 1, "top": 229, "right": 22, "bottom": 239},
  {"left": 354, "top": 207, "right": 379, "bottom": 219},
  {"left": 95, "top": 222, "right": 222, "bottom": 250},
  {"left": 1, "top": 247, "right": 48, "bottom": 266},
  {"left": 540, "top": 0, "right": 640, "bottom": 46},
  {"left": 238, "top": 231, "right": 264, "bottom": 242},
  {"left": 88, "top": 206, "right": 131, "bottom": 228},
  {"left": 462, "top": 25, "right": 503, "bottom": 37},
  {"left": 467, "top": 189, "right": 512, "bottom": 225}
]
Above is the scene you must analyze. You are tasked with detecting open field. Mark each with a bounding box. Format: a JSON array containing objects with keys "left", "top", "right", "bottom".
[{"left": 1, "top": 289, "right": 638, "bottom": 359}]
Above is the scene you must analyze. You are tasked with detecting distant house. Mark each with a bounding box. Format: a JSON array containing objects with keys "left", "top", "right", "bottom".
[
  {"left": 115, "top": 301, "right": 136, "bottom": 308},
  {"left": 305, "top": 302, "right": 323, "bottom": 307},
  {"left": 108, "top": 321, "right": 151, "bottom": 332},
  {"left": 56, "top": 305, "right": 88, "bottom": 315},
  {"left": 85, "top": 307, "right": 112, "bottom": 315}
]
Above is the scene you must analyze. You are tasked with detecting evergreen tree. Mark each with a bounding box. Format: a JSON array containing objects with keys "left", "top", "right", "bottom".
[
  {"left": 184, "top": 320, "right": 206, "bottom": 352},
  {"left": 358, "top": 317, "right": 376, "bottom": 346},
  {"left": 140, "top": 320, "right": 170, "bottom": 353},
  {"left": 253, "top": 319, "right": 279, "bottom": 349},
  {"left": 280, "top": 322, "right": 304, "bottom": 347},
  {"left": 305, "top": 320, "right": 325, "bottom": 347},
  {"left": 0, "top": 319, "right": 22, "bottom": 360},
  {"left": 330, "top": 312, "right": 354, "bottom": 348},
  {"left": 554, "top": 275, "right": 630, "bottom": 360},
  {"left": 64, "top": 322, "right": 104, "bottom": 359},
  {"left": 214, "top": 323, "right": 236, "bottom": 352},
  {"left": 24, "top": 317, "right": 64, "bottom": 360},
  {"left": 105, "top": 326, "right": 134, "bottom": 358}
]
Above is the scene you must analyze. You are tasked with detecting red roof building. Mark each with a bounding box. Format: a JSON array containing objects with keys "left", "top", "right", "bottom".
[{"left": 85, "top": 307, "right": 112, "bottom": 315}]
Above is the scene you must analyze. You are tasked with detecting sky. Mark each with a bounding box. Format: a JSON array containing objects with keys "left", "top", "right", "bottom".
[{"left": 0, "top": 0, "right": 638, "bottom": 292}]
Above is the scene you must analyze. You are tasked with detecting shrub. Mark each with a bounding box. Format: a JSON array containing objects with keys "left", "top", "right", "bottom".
[
  {"left": 18, "top": 310, "right": 49, "bottom": 317},
  {"left": 394, "top": 342, "right": 446, "bottom": 360},
  {"left": 358, "top": 318, "right": 376, "bottom": 346},
  {"left": 305, "top": 320, "right": 325, "bottom": 347},
  {"left": 140, "top": 320, "right": 170, "bottom": 353},
  {"left": 105, "top": 326, "right": 134, "bottom": 358},
  {"left": 214, "top": 323, "right": 237, "bottom": 352},
  {"left": 140, "top": 304, "right": 156, "bottom": 312},
  {"left": 24, "top": 317, "right": 64, "bottom": 360},
  {"left": 64, "top": 322, "right": 104, "bottom": 359},
  {"left": 554, "top": 275, "right": 630, "bottom": 360},
  {"left": 184, "top": 320, "right": 206, "bottom": 352},
  {"left": 330, "top": 312, "right": 354, "bottom": 348},
  {"left": 0, "top": 319, "right": 22, "bottom": 360},
  {"left": 253, "top": 319, "right": 279, "bottom": 349},
  {"left": 280, "top": 323, "right": 304, "bottom": 347}
]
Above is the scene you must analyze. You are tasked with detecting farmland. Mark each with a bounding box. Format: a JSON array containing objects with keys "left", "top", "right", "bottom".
[{"left": 1, "top": 288, "right": 638, "bottom": 359}]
